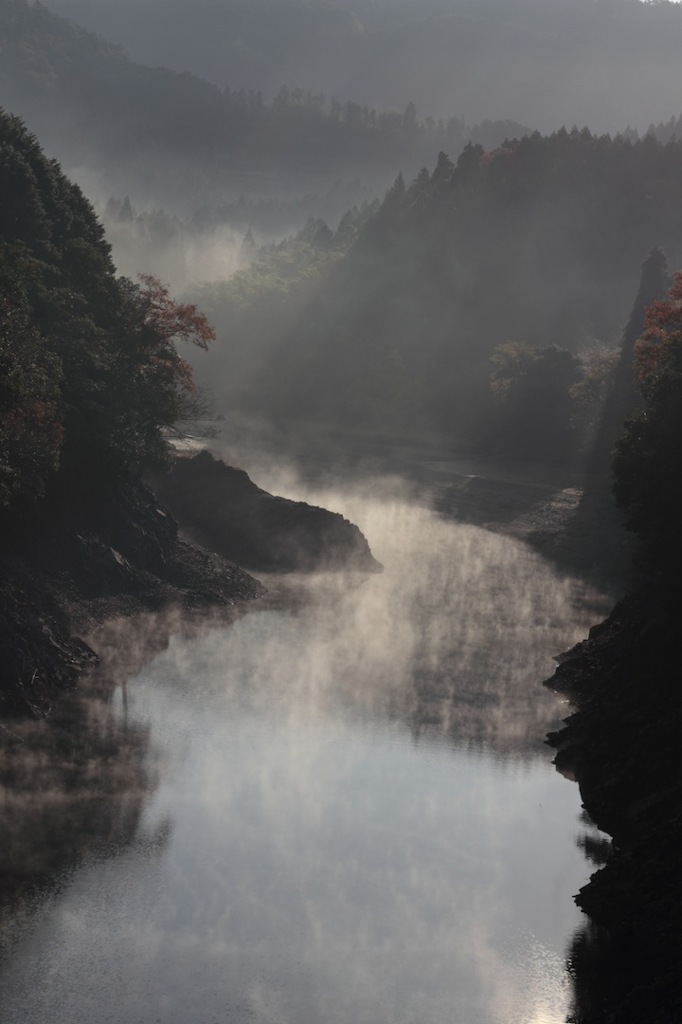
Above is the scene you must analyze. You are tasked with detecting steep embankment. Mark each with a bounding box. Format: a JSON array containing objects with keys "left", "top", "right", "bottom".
[
  {"left": 0, "top": 108, "right": 267, "bottom": 714},
  {"left": 544, "top": 268, "right": 682, "bottom": 1022},
  {"left": 0, "top": 457, "right": 383, "bottom": 716},
  {"left": 150, "top": 450, "right": 381, "bottom": 574},
  {"left": 0, "top": 476, "right": 265, "bottom": 716},
  {"left": 546, "top": 587, "right": 682, "bottom": 1023}
]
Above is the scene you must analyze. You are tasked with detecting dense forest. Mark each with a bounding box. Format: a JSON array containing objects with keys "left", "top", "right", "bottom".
[
  {"left": 0, "top": 109, "right": 216, "bottom": 517},
  {"left": 0, "top": 109, "right": 270, "bottom": 715},
  {"left": 186, "top": 129, "right": 682, "bottom": 466},
  {"left": 7, "top": 0, "right": 682, "bottom": 225}
]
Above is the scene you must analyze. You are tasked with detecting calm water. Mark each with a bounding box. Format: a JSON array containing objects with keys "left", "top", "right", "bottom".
[{"left": 0, "top": 474, "right": 607, "bottom": 1024}]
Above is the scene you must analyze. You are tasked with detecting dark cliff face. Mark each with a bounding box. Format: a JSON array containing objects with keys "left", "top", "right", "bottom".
[
  {"left": 540, "top": 252, "right": 682, "bottom": 1023},
  {"left": 149, "top": 450, "right": 382, "bottom": 574},
  {"left": 546, "top": 584, "right": 682, "bottom": 1023},
  {"left": 0, "top": 450, "right": 382, "bottom": 716}
]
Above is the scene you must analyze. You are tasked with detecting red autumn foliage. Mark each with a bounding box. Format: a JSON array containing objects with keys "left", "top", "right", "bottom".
[
  {"left": 635, "top": 272, "right": 682, "bottom": 385},
  {"left": 480, "top": 145, "right": 516, "bottom": 168},
  {"left": 138, "top": 274, "right": 216, "bottom": 350}
]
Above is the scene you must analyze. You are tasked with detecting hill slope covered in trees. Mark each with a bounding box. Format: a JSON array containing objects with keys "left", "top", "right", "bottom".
[
  {"left": 206, "top": 130, "right": 682, "bottom": 463},
  {"left": 0, "top": 109, "right": 217, "bottom": 510},
  {"left": 0, "top": 109, "right": 264, "bottom": 712}
]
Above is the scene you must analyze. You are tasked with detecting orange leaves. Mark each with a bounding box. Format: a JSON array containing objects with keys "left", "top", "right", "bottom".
[
  {"left": 636, "top": 272, "right": 682, "bottom": 386},
  {"left": 137, "top": 274, "right": 216, "bottom": 350}
]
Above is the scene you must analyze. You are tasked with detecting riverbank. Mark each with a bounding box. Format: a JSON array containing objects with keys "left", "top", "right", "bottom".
[
  {"left": 148, "top": 450, "right": 382, "bottom": 574},
  {"left": 0, "top": 449, "right": 386, "bottom": 717},
  {"left": 429, "top": 442, "right": 682, "bottom": 1018},
  {"left": 546, "top": 580, "right": 682, "bottom": 1022},
  {"left": 0, "top": 474, "right": 265, "bottom": 716}
]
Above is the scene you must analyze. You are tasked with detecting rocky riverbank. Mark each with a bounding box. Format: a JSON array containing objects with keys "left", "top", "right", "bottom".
[
  {"left": 0, "top": 452, "right": 383, "bottom": 717},
  {"left": 149, "top": 450, "right": 382, "bottom": 573},
  {"left": 0, "top": 475, "right": 265, "bottom": 716},
  {"left": 434, "top": 464, "right": 630, "bottom": 593},
  {"left": 546, "top": 581, "right": 682, "bottom": 1023}
]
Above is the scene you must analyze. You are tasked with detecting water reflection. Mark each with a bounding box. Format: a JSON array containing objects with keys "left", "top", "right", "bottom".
[
  {"left": 0, "top": 480, "right": 608, "bottom": 1024},
  {"left": 565, "top": 921, "right": 638, "bottom": 1024},
  {"left": 563, "top": 816, "right": 631, "bottom": 1024},
  {"left": 0, "top": 667, "right": 165, "bottom": 961},
  {"left": 0, "top": 703, "right": 584, "bottom": 1024}
]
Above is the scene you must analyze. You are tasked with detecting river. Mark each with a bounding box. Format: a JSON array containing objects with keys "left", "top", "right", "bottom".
[{"left": 0, "top": 459, "right": 610, "bottom": 1024}]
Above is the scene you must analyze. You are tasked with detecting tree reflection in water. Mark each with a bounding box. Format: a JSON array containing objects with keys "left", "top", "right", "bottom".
[
  {"left": 563, "top": 808, "right": 655, "bottom": 1024},
  {"left": 0, "top": 602, "right": 250, "bottom": 943},
  {"left": 0, "top": 615, "right": 180, "bottom": 965}
]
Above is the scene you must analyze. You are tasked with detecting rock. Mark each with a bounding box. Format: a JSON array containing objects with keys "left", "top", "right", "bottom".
[{"left": 149, "top": 450, "right": 382, "bottom": 573}]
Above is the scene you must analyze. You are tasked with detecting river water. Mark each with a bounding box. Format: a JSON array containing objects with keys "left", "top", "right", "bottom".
[{"left": 0, "top": 465, "right": 608, "bottom": 1024}]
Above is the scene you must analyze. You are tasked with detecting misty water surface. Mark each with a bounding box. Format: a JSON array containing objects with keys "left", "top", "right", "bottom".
[{"left": 0, "top": 472, "right": 607, "bottom": 1024}]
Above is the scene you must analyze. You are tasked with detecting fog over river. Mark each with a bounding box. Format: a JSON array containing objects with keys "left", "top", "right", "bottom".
[{"left": 0, "top": 460, "right": 610, "bottom": 1024}]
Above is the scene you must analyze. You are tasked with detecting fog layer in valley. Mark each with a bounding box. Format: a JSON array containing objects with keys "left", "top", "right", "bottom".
[{"left": 6, "top": 0, "right": 682, "bottom": 449}]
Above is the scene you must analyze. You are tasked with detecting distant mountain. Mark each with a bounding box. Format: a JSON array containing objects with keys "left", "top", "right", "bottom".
[
  {"left": 0, "top": 0, "right": 528, "bottom": 213},
  {"left": 0, "top": 0, "right": 224, "bottom": 163},
  {"left": 44, "top": 0, "right": 682, "bottom": 135}
]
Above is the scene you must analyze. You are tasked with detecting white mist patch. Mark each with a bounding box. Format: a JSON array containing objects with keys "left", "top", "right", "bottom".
[
  {"left": 161, "top": 458, "right": 598, "bottom": 745},
  {"left": 181, "top": 227, "right": 245, "bottom": 288},
  {"left": 101, "top": 217, "right": 246, "bottom": 294}
]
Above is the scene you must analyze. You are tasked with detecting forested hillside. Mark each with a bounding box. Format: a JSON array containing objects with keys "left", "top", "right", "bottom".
[
  {"left": 0, "top": 109, "right": 215, "bottom": 519},
  {"left": 204, "top": 130, "right": 682, "bottom": 462},
  {"left": 185, "top": 208, "right": 378, "bottom": 406},
  {"left": 0, "top": 109, "right": 268, "bottom": 712}
]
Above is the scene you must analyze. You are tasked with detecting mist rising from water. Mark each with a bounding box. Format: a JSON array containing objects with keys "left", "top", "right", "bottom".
[
  {"left": 0, "top": 456, "right": 608, "bottom": 1024},
  {"left": 134, "top": 449, "right": 605, "bottom": 754}
]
